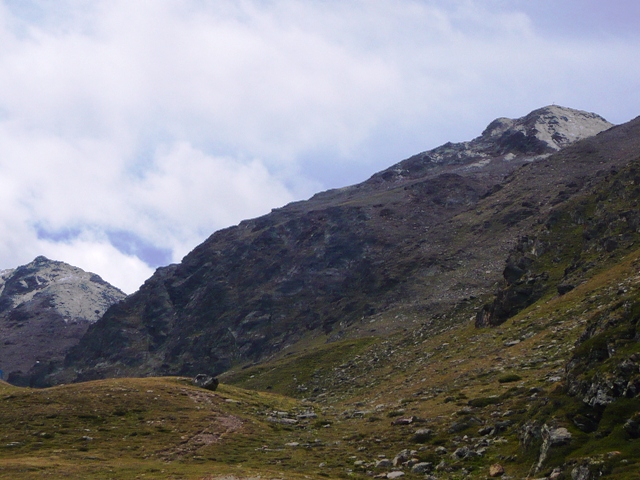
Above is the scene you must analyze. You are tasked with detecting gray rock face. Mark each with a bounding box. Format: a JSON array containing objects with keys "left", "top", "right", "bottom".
[
  {"left": 536, "top": 425, "right": 572, "bottom": 472},
  {"left": 0, "top": 256, "right": 125, "bottom": 386}
]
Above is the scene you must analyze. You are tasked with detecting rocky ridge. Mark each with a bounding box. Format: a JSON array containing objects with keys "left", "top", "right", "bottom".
[
  {"left": 366, "top": 105, "right": 612, "bottom": 186},
  {"left": 57, "top": 105, "right": 618, "bottom": 383},
  {"left": 0, "top": 256, "right": 126, "bottom": 385}
]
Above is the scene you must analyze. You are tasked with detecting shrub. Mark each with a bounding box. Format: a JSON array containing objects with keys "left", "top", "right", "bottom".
[{"left": 498, "top": 373, "right": 522, "bottom": 383}]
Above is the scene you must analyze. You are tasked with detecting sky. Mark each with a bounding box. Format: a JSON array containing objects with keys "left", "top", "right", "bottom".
[{"left": 0, "top": 0, "right": 639, "bottom": 294}]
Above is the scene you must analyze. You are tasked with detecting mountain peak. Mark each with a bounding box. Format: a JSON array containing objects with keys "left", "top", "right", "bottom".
[
  {"left": 0, "top": 257, "right": 126, "bottom": 386},
  {"left": 369, "top": 105, "right": 613, "bottom": 185},
  {"left": 31, "top": 255, "right": 52, "bottom": 265},
  {"left": 482, "top": 105, "right": 613, "bottom": 151}
]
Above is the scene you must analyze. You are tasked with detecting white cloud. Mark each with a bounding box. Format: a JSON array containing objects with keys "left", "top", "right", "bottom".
[
  {"left": 130, "top": 141, "right": 296, "bottom": 261},
  {"left": 37, "top": 235, "right": 155, "bottom": 295},
  {"left": 0, "top": 0, "right": 639, "bottom": 293}
]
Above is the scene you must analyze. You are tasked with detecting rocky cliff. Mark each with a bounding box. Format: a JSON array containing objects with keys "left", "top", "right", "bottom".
[
  {"left": 60, "top": 106, "right": 618, "bottom": 382},
  {"left": 0, "top": 256, "right": 126, "bottom": 386}
]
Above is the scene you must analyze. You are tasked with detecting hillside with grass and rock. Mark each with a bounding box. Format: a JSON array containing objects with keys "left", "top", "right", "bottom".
[{"left": 2, "top": 105, "right": 640, "bottom": 479}]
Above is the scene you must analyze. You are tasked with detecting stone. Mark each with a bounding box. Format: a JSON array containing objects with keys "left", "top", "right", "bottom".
[
  {"left": 266, "top": 416, "right": 297, "bottom": 425},
  {"left": 571, "top": 464, "right": 592, "bottom": 480},
  {"left": 375, "top": 459, "right": 393, "bottom": 469},
  {"left": 489, "top": 463, "right": 505, "bottom": 477},
  {"left": 557, "top": 283, "right": 575, "bottom": 295},
  {"left": 448, "top": 420, "right": 471, "bottom": 433},
  {"left": 518, "top": 420, "right": 541, "bottom": 449},
  {"left": 392, "top": 449, "right": 411, "bottom": 466},
  {"left": 623, "top": 416, "right": 640, "bottom": 438},
  {"left": 392, "top": 416, "right": 417, "bottom": 426},
  {"left": 535, "top": 425, "right": 572, "bottom": 472},
  {"left": 452, "top": 446, "right": 471, "bottom": 459},
  {"left": 411, "top": 462, "right": 433, "bottom": 474},
  {"left": 435, "top": 446, "right": 447, "bottom": 455},
  {"left": 412, "top": 428, "right": 433, "bottom": 443},
  {"left": 493, "top": 420, "right": 512, "bottom": 434},
  {"left": 387, "top": 472, "right": 404, "bottom": 479},
  {"left": 296, "top": 412, "right": 318, "bottom": 420},
  {"left": 546, "top": 426, "right": 572, "bottom": 445},
  {"left": 549, "top": 467, "right": 563, "bottom": 480},
  {"left": 192, "top": 374, "right": 219, "bottom": 391}
]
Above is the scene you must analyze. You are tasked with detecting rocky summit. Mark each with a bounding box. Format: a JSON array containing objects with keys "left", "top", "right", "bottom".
[
  {"left": 0, "top": 256, "right": 126, "bottom": 386},
  {"left": 56, "top": 105, "right": 618, "bottom": 382}
]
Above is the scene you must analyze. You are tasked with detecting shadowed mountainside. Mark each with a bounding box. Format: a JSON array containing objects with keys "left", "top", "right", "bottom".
[{"left": 57, "top": 106, "right": 625, "bottom": 383}]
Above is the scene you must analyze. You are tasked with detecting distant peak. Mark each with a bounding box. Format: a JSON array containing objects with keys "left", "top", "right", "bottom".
[
  {"left": 369, "top": 105, "right": 613, "bottom": 185},
  {"left": 33, "top": 255, "right": 52, "bottom": 264},
  {"left": 482, "top": 105, "right": 613, "bottom": 151}
]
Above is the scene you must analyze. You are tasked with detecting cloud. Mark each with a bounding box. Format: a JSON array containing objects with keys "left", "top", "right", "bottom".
[
  {"left": 129, "top": 141, "right": 296, "bottom": 260},
  {"left": 0, "top": 0, "right": 639, "bottom": 293},
  {"left": 37, "top": 235, "right": 155, "bottom": 295}
]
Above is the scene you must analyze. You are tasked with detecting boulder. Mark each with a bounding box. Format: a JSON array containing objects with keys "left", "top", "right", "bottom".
[
  {"left": 375, "top": 459, "right": 393, "bottom": 469},
  {"left": 192, "top": 374, "right": 219, "bottom": 391},
  {"left": 557, "top": 283, "right": 575, "bottom": 295},
  {"left": 392, "top": 416, "right": 417, "bottom": 426},
  {"left": 452, "top": 446, "right": 473, "bottom": 459},
  {"left": 571, "top": 464, "right": 592, "bottom": 480},
  {"left": 412, "top": 428, "right": 433, "bottom": 443},
  {"left": 535, "top": 425, "right": 572, "bottom": 472},
  {"left": 489, "top": 463, "right": 505, "bottom": 477},
  {"left": 392, "top": 449, "right": 415, "bottom": 467},
  {"left": 411, "top": 462, "right": 433, "bottom": 474}
]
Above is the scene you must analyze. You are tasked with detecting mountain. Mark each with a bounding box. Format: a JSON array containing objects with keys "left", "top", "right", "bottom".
[
  {"left": 1, "top": 106, "right": 640, "bottom": 479},
  {"left": 58, "top": 105, "right": 618, "bottom": 383},
  {"left": 0, "top": 256, "right": 126, "bottom": 386}
]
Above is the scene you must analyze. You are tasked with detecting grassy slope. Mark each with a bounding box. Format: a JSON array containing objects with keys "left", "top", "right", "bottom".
[
  {"left": 0, "top": 246, "right": 638, "bottom": 479},
  {"left": 226, "top": 247, "right": 640, "bottom": 479}
]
